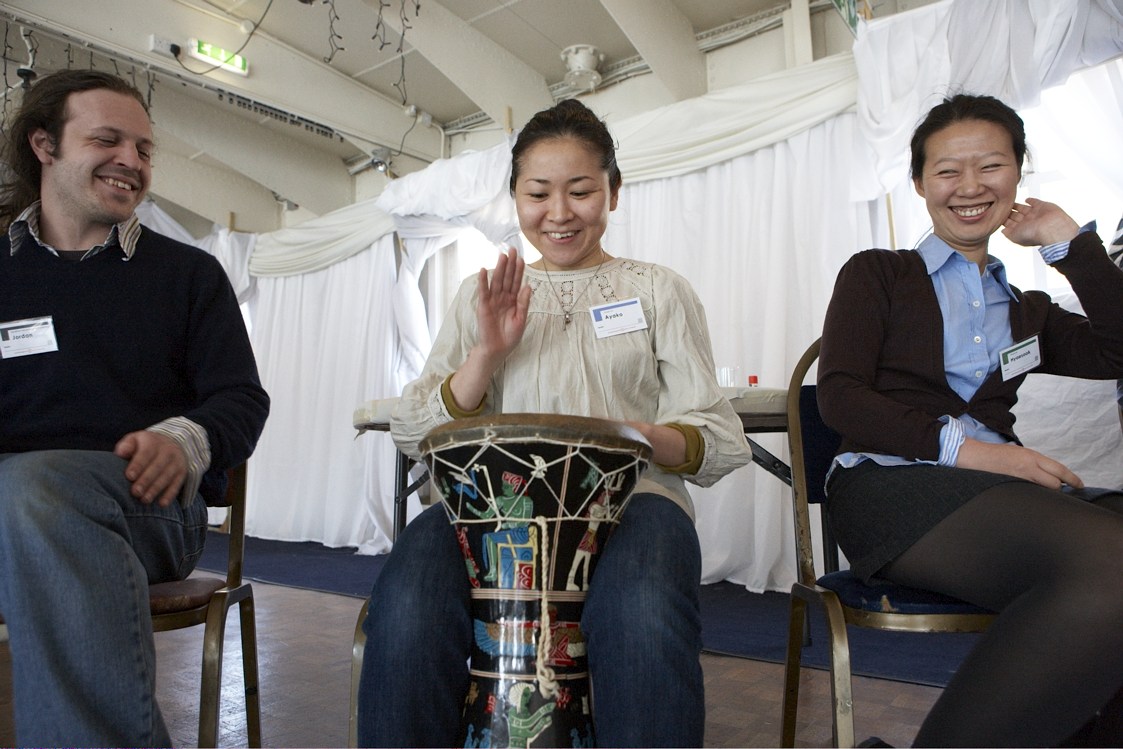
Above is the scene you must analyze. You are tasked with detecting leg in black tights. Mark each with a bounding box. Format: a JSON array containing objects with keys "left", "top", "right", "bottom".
[{"left": 880, "top": 483, "right": 1123, "bottom": 747}]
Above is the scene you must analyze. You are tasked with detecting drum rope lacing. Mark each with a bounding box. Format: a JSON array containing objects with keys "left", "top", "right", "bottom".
[
  {"left": 533, "top": 515, "right": 559, "bottom": 698},
  {"left": 430, "top": 433, "right": 649, "bottom": 700}
]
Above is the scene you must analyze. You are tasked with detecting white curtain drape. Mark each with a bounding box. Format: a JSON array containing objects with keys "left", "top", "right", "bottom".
[
  {"left": 138, "top": 2, "right": 1123, "bottom": 586},
  {"left": 375, "top": 141, "right": 521, "bottom": 384},
  {"left": 244, "top": 142, "right": 521, "bottom": 553},
  {"left": 853, "top": 0, "right": 1123, "bottom": 199},
  {"left": 612, "top": 53, "right": 858, "bottom": 182},
  {"left": 246, "top": 238, "right": 400, "bottom": 552},
  {"left": 1019, "top": 59, "right": 1123, "bottom": 199},
  {"left": 603, "top": 113, "right": 916, "bottom": 590},
  {"left": 249, "top": 200, "right": 396, "bottom": 277}
]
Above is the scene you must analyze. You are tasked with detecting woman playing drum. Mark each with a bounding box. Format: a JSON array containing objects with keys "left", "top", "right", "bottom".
[{"left": 357, "top": 98, "right": 751, "bottom": 747}]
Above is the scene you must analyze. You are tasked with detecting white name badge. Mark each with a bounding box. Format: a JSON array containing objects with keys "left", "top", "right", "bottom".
[
  {"left": 590, "top": 297, "right": 648, "bottom": 339},
  {"left": 0, "top": 316, "right": 59, "bottom": 359},
  {"left": 999, "top": 334, "right": 1041, "bottom": 381}
]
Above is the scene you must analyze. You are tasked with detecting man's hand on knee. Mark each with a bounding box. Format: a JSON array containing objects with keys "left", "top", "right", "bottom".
[{"left": 113, "top": 431, "right": 188, "bottom": 507}]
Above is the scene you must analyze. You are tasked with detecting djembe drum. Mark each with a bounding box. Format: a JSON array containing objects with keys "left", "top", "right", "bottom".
[{"left": 419, "top": 413, "right": 653, "bottom": 749}]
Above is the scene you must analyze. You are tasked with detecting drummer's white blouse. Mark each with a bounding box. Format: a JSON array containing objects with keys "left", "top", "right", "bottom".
[{"left": 391, "top": 257, "right": 751, "bottom": 517}]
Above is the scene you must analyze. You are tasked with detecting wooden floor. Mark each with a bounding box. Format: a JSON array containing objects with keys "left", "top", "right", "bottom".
[{"left": 0, "top": 577, "right": 941, "bottom": 747}]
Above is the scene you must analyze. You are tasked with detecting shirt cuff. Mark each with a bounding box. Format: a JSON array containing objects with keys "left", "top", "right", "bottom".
[
  {"left": 146, "top": 417, "right": 211, "bottom": 506},
  {"left": 937, "top": 415, "right": 965, "bottom": 467},
  {"left": 1038, "top": 220, "right": 1097, "bottom": 265},
  {"left": 656, "top": 423, "right": 704, "bottom": 475},
  {"left": 441, "top": 374, "right": 486, "bottom": 419}
]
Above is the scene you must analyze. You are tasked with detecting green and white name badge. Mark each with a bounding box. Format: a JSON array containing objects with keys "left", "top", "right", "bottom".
[{"left": 999, "top": 334, "right": 1041, "bottom": 381}]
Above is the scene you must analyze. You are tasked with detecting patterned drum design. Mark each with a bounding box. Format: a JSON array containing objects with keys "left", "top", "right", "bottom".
[{"left": 420, "top": 414, "right": 652, "bottom": 748}]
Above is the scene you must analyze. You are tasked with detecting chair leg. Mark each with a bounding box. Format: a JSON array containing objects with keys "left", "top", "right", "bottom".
[
  {"left": 781, "top": 596, "right": 808, "bottom": 747},
  {"left": 198, "top": 594, "right": 233, "bottom": 749},
  {"left": 349, "top": 599, "right": 370, "bottom": 749},
  {"left": 818, "top": 591, "right": 856, "bottom": 749},
  {"left": 785, "top": 587, "right": 858, "bottom": 748},
  {"left": 238, "top": 594, "right": 262, "bottom": 748}
]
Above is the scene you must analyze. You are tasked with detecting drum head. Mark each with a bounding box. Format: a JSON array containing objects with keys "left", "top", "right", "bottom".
[{"left": 420, "top": 413, "right": 653, "bottom": 460}]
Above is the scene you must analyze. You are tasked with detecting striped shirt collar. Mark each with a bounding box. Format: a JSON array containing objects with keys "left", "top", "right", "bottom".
[{"left": 8, "top": 201, "right": 141, "bottom": 261}]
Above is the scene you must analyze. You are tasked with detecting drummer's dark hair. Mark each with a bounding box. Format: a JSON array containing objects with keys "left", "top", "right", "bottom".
[
  {"left": 909, "top": 93, "right": 1027, "bottom": 180},
  {"left": 509, "top": 98, "right": 622, "bottom": 195}
]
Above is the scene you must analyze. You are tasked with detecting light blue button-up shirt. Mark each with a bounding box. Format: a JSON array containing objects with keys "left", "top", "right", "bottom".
[{"left": 833, "top": 224, "right": 1091, "bottom": 472}]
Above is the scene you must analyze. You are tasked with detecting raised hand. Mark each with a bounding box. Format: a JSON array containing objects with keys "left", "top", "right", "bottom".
[
  {"left": 1002, "top": 198, "right": 1080, "bottom": 248},
  {"left": 449, "top": 247, "right": 533, "bottom": 412},
  {"left": 476, "top": 246, "right": 532, "bottom": 361}
]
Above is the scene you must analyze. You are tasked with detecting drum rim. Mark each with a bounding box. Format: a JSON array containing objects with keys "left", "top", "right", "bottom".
[{"left": 419, "top": 412, "right": 653, "bottom": 460}]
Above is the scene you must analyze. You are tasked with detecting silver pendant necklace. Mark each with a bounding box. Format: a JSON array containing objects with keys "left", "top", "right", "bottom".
[{"left": 542, "top": 250, "right": 606, "bottom": 330}]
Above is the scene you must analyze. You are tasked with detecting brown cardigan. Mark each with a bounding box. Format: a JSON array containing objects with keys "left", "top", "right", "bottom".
[{"left": 818, "top": 231, "right": 1123, "bottom": 461}]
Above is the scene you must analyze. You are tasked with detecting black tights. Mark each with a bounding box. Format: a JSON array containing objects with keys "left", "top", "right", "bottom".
[{"left": 881, "top": 483, "right": 1123, "bottom": 747}]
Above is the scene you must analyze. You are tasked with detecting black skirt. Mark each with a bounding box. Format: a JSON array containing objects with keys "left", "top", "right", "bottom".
[{"left": 825, "top": 460, "right": 1023, "bottom": 582}]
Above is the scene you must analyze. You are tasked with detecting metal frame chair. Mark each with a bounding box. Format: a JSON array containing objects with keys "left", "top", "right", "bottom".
[
  {"left": 149, "top": 462, "right": 262, "bottom": 748},
  {"left": 780, "top": 338, "right": 996, "bottom": 748}
]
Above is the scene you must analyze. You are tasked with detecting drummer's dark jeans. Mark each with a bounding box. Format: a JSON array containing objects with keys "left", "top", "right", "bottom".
[{"left": 356, "top": 492, "right": 705, "bottom": 747}]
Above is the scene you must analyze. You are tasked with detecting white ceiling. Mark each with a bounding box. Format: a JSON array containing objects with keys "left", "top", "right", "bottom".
[
  {"left": 2, "top": 0, "right": 808, "bottom": 166},
  {"left": 0, "top": 0, "right": 929, "bottom": 223},
  {"left": 227, "top": 0, "right": 784, "bottom": 125}
]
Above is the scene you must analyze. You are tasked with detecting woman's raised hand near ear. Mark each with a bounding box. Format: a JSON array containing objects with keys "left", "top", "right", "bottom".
[{"left": 1002, "top": 198, "right": 1080, "bottom": 247}]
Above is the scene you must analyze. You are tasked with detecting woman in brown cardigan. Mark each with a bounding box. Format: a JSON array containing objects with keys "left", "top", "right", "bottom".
[{"left": 818, "top": 93, "right": 1123, "bottom": 747}]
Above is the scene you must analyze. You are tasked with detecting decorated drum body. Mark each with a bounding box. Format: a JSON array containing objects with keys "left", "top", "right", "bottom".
[{"left": 420, "top": 414, "right": 652, "bottom": 749}]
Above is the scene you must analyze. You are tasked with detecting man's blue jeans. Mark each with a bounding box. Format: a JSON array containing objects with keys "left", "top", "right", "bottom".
[
  {"left": 357, "top": 492, "right": 704, "bottom": 747},
  {"left": 0, "top": 450, "right": 208, "bottom": 747}
]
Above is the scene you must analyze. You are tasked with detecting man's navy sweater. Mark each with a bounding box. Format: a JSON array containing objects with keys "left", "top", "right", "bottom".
[{"left": 0, "top": 227, "right": 269, "bottom": 478}]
